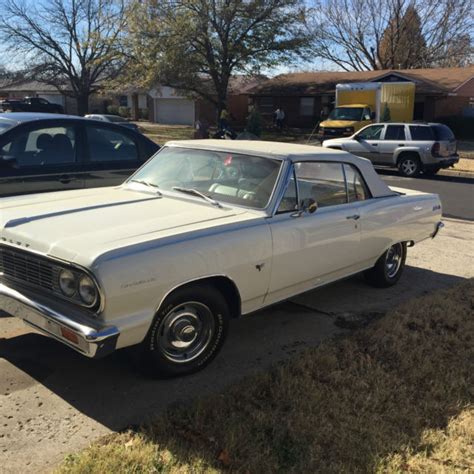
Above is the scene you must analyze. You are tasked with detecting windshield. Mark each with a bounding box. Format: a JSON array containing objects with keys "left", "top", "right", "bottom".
[
  {"left": 328, "top": 107, "right": 364, "bottom": 121},
  {"left": 0, "top": 121, "right": 13, "bottom": 135},
  {"left": 128, "top": 147, "right": 282, "bottom": 209},
  {"left": 107, "top": 115, "right": 128, "bottom": 123}
]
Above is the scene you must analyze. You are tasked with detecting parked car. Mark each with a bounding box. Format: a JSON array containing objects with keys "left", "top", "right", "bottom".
[
  {"left": 0, "top": 141, "right": 443, "bottom": 376},
  {"left": 322, "top": 122, "right": 459, "bottom": 177},
  {"left": 0, "top": 97, "right": 64, "bottom": 114},
  {"left": 0, "top": 113, "right": 159, "bottom": 197},
  {"left": 85, "top": 114, "right": 141, "bottom": 132}
]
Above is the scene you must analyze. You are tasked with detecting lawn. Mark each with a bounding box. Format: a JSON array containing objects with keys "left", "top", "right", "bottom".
[{"left": 59, "top": 280, "right": 473, "bottom": 473}]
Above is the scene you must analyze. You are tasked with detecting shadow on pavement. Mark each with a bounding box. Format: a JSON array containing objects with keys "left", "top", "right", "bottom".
[{"left": 0, "top": 266, "right": 468, "bottom": 432}]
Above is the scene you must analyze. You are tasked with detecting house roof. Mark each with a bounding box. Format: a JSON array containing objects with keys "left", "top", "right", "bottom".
[
  {"left": 251, "top": 66, "right": 474, "bottom": 96},
  {"left": 228, "top": 75, "right": 268, "bottom": 94},
  {"left": 0, "top": 79, "right": 69, "bottom": 93}
]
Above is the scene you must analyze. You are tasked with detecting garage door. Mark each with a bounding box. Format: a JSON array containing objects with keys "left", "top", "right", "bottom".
[
  {"left": 155, "top": 98, "right": 195, "bottom": 125},
  {"left": 38, "top": 94, "right": 65, "bottom": 106}
]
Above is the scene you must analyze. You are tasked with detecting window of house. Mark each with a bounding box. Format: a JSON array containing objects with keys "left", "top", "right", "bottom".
[
  {"left": 300, "top": 97, "right": 314, "bottom": 116},
  {"left": 384, "top": 125, "right": 406, "bottom": 140},
  {"left": 119, "top": 95, "right": 128, "bottom": 107},
  {"left": 259, "top": 97, "right": 273, "bottom": 114}
]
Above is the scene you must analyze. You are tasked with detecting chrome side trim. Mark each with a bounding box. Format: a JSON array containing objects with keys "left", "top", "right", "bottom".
[{"left": 153, "top": 274, "right": 242, "bottom": 316}]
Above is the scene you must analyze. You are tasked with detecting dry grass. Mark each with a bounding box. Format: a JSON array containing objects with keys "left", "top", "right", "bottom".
[
  {"left": 135, "top": 122, "right": 195, "bottom": 144},
  {"left": 59, "top": 280, "right": 474, "bottom": 474}
]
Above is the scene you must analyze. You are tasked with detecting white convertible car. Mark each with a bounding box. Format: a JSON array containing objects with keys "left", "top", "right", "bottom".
[{"left": 0, "top": 141, "right": 443, "bottom": 376}]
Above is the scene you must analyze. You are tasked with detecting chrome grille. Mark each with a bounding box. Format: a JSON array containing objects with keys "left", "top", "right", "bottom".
[{"left": 0, "top": 245, "right": 56, "bottom": 291}]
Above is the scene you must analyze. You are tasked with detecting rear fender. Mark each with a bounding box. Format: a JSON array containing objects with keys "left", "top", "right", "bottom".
[{"left": 394, "top": 148, "right": 421, "bottom": 165}]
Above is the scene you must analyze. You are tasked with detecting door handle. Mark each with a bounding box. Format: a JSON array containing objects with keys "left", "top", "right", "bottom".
[
  {"left": 371, "top": 143, "right": 378, "bottom": 146},
  {"left": 59, "top": 175, "right": 74, "bottom": 184},
  {"left": 398, "top": 144, "right": 405, "bottom": 147},
  {"left": 346, "top": 214, "right": 360, "bottom": 220}
]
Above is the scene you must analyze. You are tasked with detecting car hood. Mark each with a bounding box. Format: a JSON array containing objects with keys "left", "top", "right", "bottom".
[
  {"left": 320, "top": 120, "right": 360, "bottom": 128},
  {"left": 0, "top": 186, "right": 258, "bottom": 266},
  {"left": 322, "top": 137, "right": 350, "bottom": 146}
]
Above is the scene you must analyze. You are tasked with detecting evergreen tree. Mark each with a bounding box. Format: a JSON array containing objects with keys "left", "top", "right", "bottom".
[{"left": 379, "top": 3, "right": 426, "bottom": 69}]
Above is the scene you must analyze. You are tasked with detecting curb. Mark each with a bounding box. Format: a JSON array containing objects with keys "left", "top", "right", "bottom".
[{"left": 438, "top": 169, "right": 474, "bottom": 179}]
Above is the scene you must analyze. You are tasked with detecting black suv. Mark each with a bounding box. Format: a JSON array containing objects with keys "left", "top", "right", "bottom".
[{"left": 0, "top": 113, "right": 159, "bottom": 197}]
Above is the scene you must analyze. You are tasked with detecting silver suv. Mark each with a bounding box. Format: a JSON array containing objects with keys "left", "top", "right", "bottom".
[{"left": 322, "top": 122, "right": 459, "bottom": 177}]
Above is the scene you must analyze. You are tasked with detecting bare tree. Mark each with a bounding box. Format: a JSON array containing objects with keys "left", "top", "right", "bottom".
[
  {"left": 124, "top": 0, "right": 311, "bottom": 115},
  {"left": 310, "top": 0, "right": 473, "bottom": 70},
  {"left": 0, "top": 0, "right": 127, "bottom": 114}
]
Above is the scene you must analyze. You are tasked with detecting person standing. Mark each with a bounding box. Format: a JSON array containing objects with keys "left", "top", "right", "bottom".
[
  {"left": 219, "top": 107, "right": 230, "bottom": 130},
  {"left": 275, "top": 107, "right": 285, "bottom": 130}
]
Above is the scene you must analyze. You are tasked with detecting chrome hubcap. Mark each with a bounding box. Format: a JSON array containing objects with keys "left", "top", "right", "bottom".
[
  {"left": 401, "top": 160, "right": 417, "bottom": 175},
  {"left": 385, "top": 244, "right": 403, "bottom": 278},
  {"left": 158, "top": 301, "right": 215, "bottom": 363}
]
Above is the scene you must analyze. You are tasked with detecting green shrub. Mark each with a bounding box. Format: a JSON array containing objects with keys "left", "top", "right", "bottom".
[
  {"left": 246, "top": 106, "right": 262, "bottom": 137},
  {"left": 118, "top": 106, "right": 130, "bottom": 118},
  {"left": 139, "top": 108, "right": 149, "bottom": 120},
  {"left": 435, "top": 115, "right": 474, "bottom": 139},
  {"left": 106, "top": 105, "right": 119, "bottom": 115},
  {"left": 381, "top": 103, "right": 391, "bottom": 122}
]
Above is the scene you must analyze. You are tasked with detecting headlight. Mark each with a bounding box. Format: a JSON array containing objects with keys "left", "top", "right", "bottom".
[
  {"left": 78, "top": 275, "right": 98, "bottom": 306},
  {"left": 59, "top": 269, "right": 77, "bottom": 297}
]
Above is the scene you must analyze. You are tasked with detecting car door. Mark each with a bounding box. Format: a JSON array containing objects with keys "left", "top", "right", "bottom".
[
  {"left": 349, "top": 124, "right": 384, "bottom": 162},
  {"left": 0, "top": 121, "right": 85, "bottom": 197},
  {"left": 265, "top": 161, "right": 362, "bottom": 306},
  {"left": 378, "top": 124, "right": 407, "bottom": 164},
  {"left": 83, "top": 123, "right": 144, "bottom": 188}
]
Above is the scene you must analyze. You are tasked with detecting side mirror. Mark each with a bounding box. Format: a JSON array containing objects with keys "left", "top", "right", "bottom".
[
  {"left": 302, "top": 198, "right": 318, "bottom": 214},
  {"left": 291, "top": 198, "right": 318, "bottom": 218},
  {"left": 354, "top": 134, "right": 361, "bottom": 141}
]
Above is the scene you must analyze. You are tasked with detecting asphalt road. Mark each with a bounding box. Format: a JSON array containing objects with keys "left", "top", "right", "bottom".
[{"left": 378, "top": 169, "right": 474, "bottom": 221}]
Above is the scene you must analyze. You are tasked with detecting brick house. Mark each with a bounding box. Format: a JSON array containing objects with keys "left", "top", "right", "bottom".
[{"left": 250, "top": 66, "right": 474, "bottom": 127}]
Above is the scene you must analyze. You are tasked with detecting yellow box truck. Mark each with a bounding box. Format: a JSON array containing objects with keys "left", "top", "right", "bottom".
[{"left": 318, "top": 82, "right": 415, "bottom": 140}]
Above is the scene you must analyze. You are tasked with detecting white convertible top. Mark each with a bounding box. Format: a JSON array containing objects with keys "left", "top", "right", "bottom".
[{"left": 166, "top": 140, "right": 396, "bottom": 198}]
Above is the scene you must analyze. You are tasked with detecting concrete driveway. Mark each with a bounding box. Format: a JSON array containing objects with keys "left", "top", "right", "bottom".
[{"left": 1, "top": 218, "right": 473, "bottom": 473}]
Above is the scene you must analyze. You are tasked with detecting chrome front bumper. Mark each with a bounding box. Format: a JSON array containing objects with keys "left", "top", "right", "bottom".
[{"left": 0, "top": 282, "right": 119, "bottom": 358}]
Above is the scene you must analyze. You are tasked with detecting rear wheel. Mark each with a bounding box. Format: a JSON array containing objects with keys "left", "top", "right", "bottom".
[
  {"left": 398, "top": 154, "right": 421, "bottom": 177},
  {"left": 142, "top": 284, "right": 229, "bottom": 377},
  {"left": 364, "top": 243, "right": 406, "bottom": 288}
]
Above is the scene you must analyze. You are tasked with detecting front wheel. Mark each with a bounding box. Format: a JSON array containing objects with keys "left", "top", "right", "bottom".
[
  {"left": 398, "top": 155, "right": 421, "bottom": 177},
  {"left": 142, "top": 284, "right": 229, "bottom": 377},
  {"left": 364, "top": 243, "right": 407, "bottom": 288}
]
